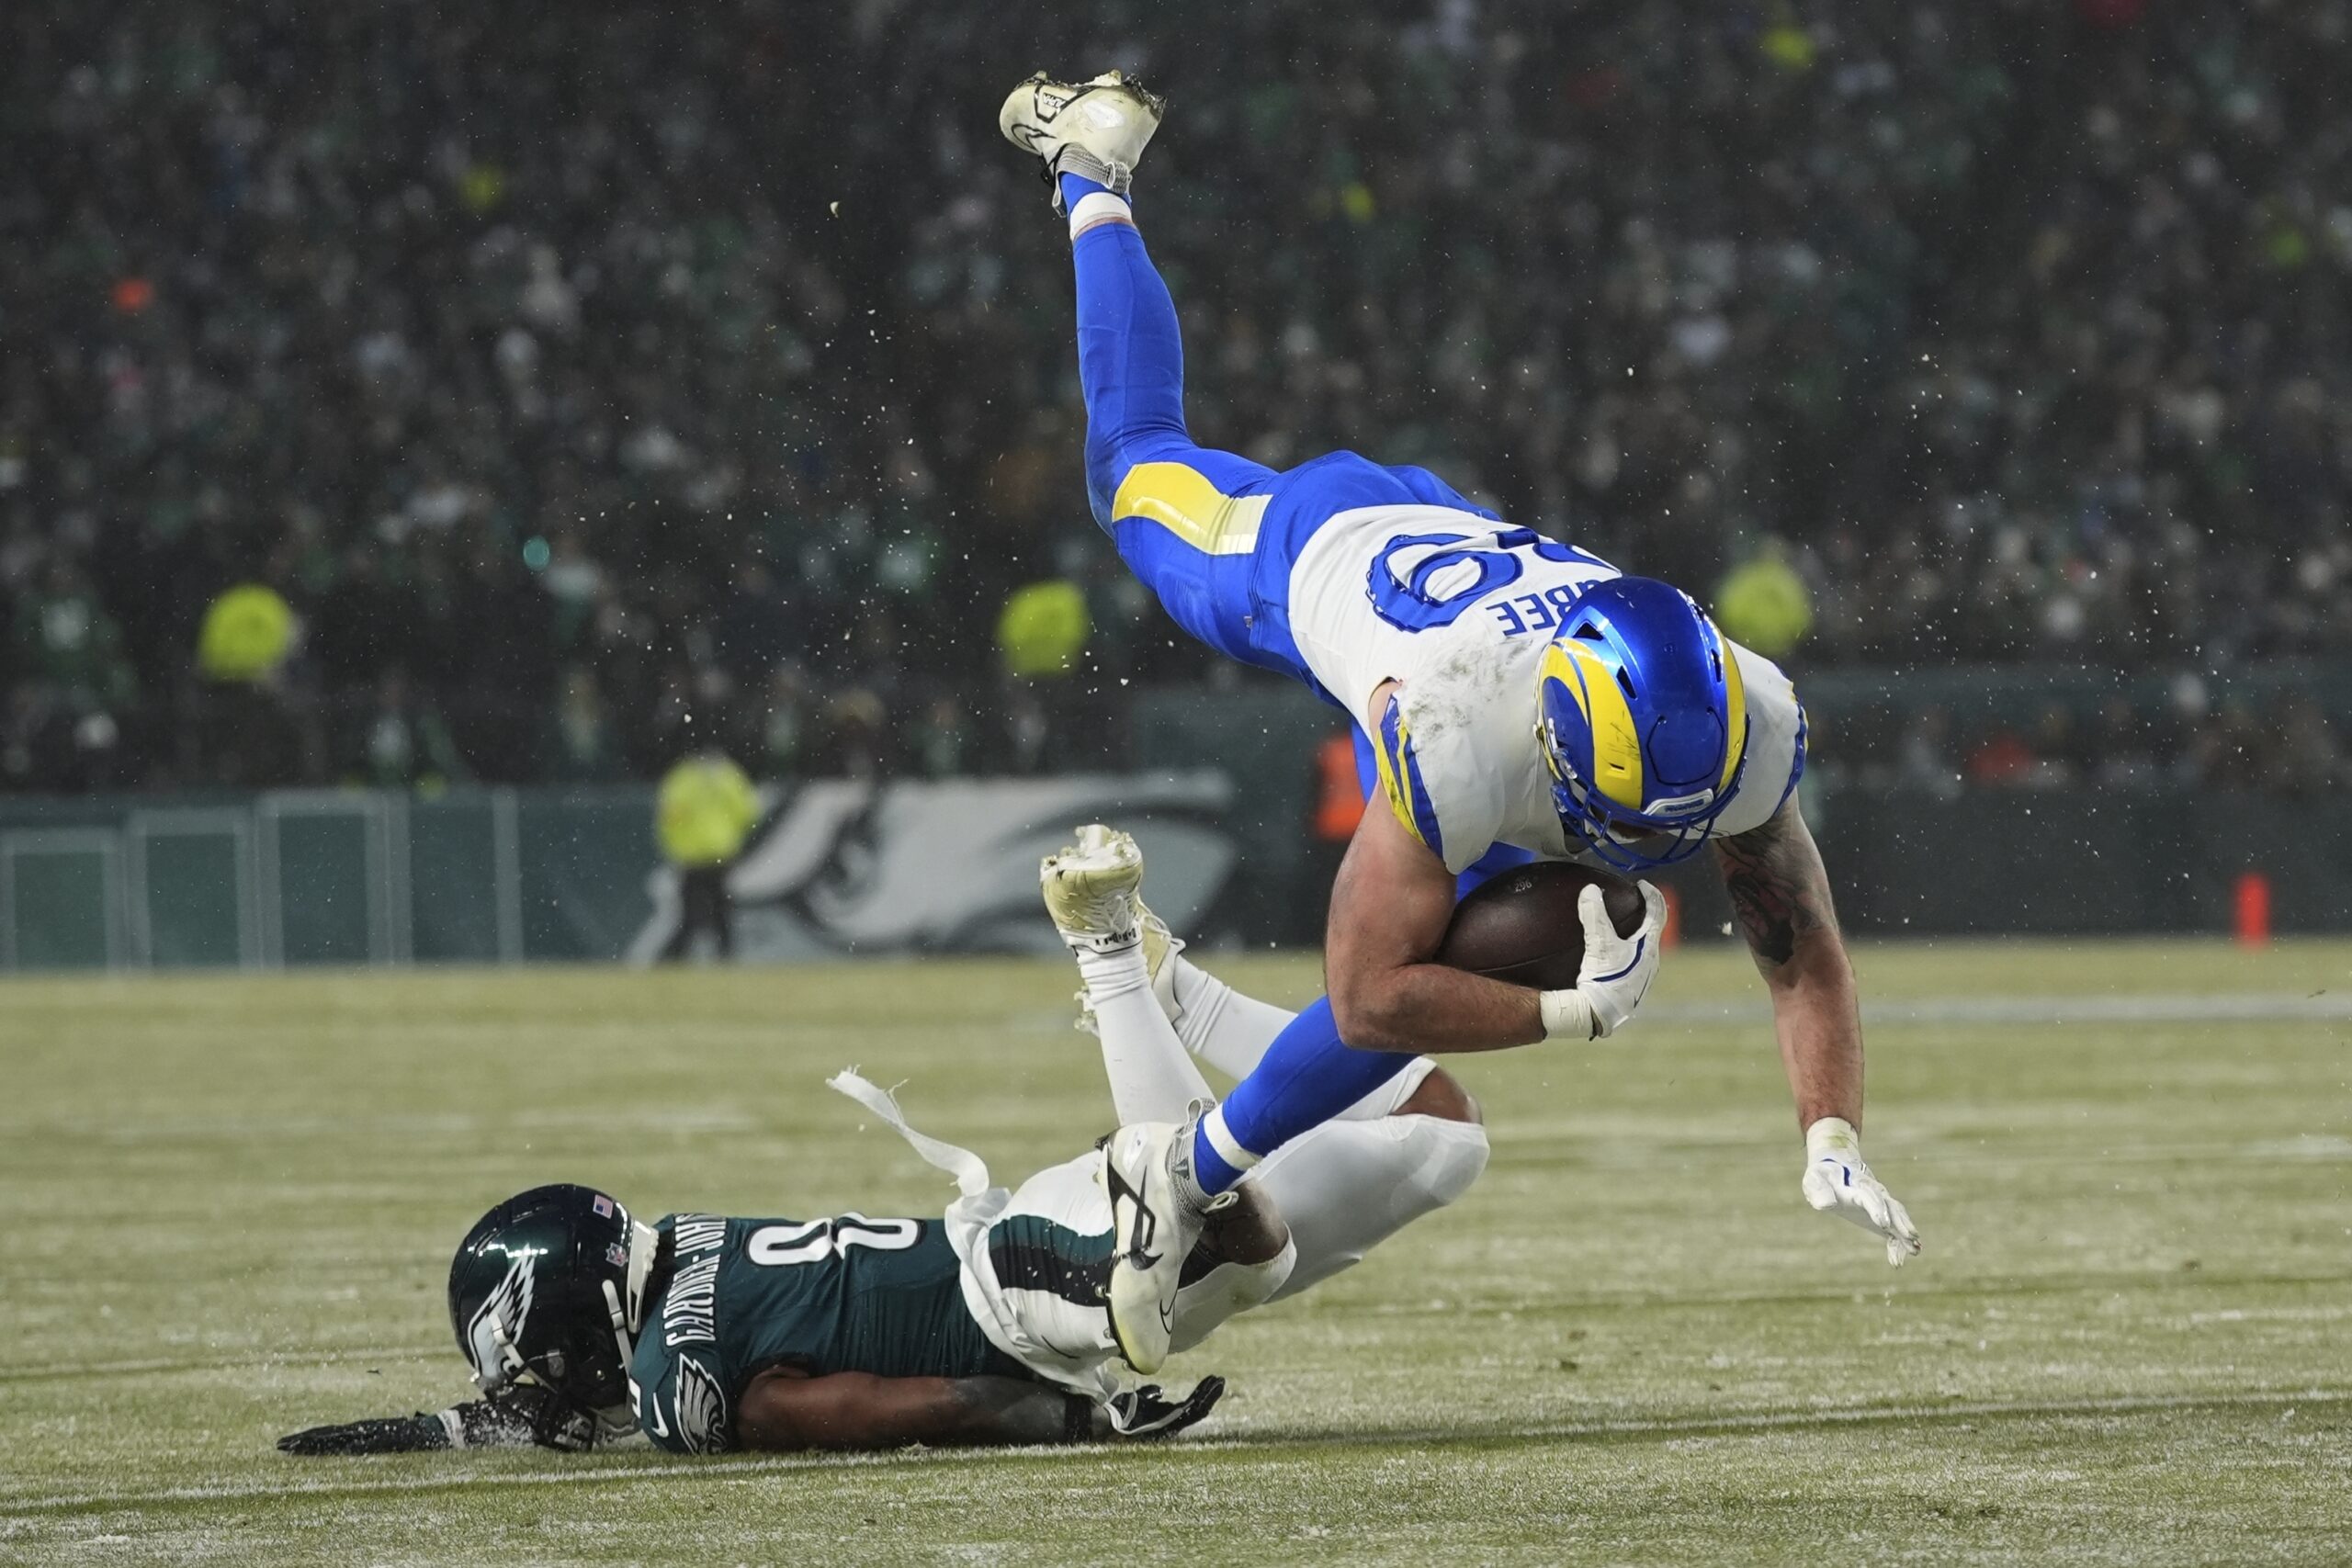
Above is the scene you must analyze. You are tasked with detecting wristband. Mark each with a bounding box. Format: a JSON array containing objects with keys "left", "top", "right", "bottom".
[
  {"left": 1538, "top": 988, "right": 1595, "bottom": 1042},
  {"left": 1804, "top": 1117, "right": 1860, "bottom": 1160},
  {"left": 1061, "top": 1392, "right": 1096, "bottom": 1444}
]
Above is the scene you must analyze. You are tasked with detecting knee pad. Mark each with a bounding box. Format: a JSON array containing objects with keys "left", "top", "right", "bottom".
[
  {"left": 1252, "top": 1112, "right": 1491, "bottom": 1300},
  {"left": 1396, "top": 1112, "right": 1491, "bottom": 1212}
]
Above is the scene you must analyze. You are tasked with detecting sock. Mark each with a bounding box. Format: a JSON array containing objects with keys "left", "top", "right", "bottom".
[
  {"left": 1249, "top": 1114, "right": 1490, "bottom": 1300},
  {"left": 1170, "top": 955, "right": 1298, "bottom": 1079},
  {"left": 1070, "top": 939, "right": 1144, "bottom": 1000},
  {"left": 1080, "top": 943, "right": 1216, "bottom": 1125},
  {"left": 1059, "top": 171, "right": 1116, "bottom": 213},
  {"left": 1191, "top": 1104, "right": 1259, "bottom": 1194},
  {"left": 1066, "top": 189, "right": 1133, "bottom": 243},
  {"left": 1186, "top": 997, "right": 1416, "bottom": 1194},
  {"left": 1169, "top": 956, "right": 1408, "bottom": 1124}
]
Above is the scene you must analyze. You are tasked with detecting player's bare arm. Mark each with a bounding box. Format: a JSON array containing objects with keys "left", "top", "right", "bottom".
[
  {"left": 735, "top": 1369, "right": 1105, "bottom": 1450},
  {"left": 1713, "top": 796, "right": 1921, "bottom": 1264},
  {"left": 1324, "top": 682, "right": 1669, "bottom": 1055},
  {"left": 1325, "top": 793, "right": 1544, "bottom": 1054},
  {"left": 1712, "top": 795, "right": 1860, "bottom": 1128}
]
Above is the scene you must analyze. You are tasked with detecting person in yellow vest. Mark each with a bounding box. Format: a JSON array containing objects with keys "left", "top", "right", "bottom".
[
  {"left": 1713, "top": 543, "right": 1815, "bottom": 661},
  {"left": 656, "top": 752, "right": 761, "bottom": 961}
]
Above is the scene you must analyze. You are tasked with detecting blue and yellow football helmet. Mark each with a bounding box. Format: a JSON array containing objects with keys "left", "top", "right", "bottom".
[{"left": 1535, "top": 576, "right": 1749, "bottom": 871}]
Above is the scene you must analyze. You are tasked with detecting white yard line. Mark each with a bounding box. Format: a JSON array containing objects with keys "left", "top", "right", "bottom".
[
  {"left": 1651, "top": 992, "right": 2352, "bottom": 1027},
  {"left": 0, "top": 1106, "right": 766, "bottom": 1144},
  {"left": 6, "top": 1387, "right": 2343, "bottom": 1517},
  {"left": 0, "top": 1347, "right": 443, "bottom": 1384}
]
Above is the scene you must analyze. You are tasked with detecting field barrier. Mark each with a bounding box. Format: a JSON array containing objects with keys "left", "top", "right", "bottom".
[
  {"left": 0, "top": 787, "right": 645, "bottom": 970},
  {"left": 0, "top": 770, "right": 2343, "bottom": 973},
  {"left": 0, "top": 776, "right": 1238, "bottom": 973}
]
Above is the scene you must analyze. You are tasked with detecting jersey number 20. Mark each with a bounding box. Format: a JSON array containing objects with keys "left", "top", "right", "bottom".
[
  {"left": 746, "top": 1214, "right": 921, "bottom": 1267},
  {"left": 1368, "top": 527, "right": 1605, "bottom": 632}
]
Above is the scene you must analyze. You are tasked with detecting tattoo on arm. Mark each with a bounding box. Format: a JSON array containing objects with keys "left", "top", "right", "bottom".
[{"left": 1712, "top": 803, "right": 1838, "bottom": 971}]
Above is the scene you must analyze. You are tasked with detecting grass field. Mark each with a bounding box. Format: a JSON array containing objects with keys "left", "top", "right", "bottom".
[{"left": 3, "top": 939, "right": 2348, "bottom": 1565}]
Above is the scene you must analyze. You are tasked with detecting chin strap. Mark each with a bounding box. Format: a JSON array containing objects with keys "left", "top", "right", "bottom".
[
  {"left": 587, "top": 1218, "right": 664, "bottom": 1442},
  {"left": 482, "top": 1318, "right": 530, "bottom": 1393},
  {"left": 597, "top": 1277, "right": 642, "bottom": 1439},
  {"left": 623, "top": 1219, "right": 661, "bottom": 1334}
]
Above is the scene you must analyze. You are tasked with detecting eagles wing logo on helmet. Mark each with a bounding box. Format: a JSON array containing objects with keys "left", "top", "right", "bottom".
[
  {"left": 463, "top": 1253, "right": 536, "bottom": 1393},
  {"left": 673, "top": 1354, "right": 731, "bottom": 1454}
]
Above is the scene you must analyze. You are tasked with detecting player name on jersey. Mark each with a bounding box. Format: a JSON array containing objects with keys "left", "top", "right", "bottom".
[{"left": 661, "top": 1215, "right": 727, "bottom": 1349}]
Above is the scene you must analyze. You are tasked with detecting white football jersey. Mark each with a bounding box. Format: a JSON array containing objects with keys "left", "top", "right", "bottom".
[{"left": 1284, "top": 506, "right": 1806, "bottom": 874}]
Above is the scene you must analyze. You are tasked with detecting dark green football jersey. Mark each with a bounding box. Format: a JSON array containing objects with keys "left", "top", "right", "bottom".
[{"left": 629, "top": 1212, "right": 1029, "bottom": 1453}]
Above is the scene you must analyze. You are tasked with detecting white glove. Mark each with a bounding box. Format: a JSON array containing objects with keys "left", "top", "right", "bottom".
[
  {"left": 1801, "top": 1118, "right": 1921, "bottom": 1266},
  {"left": 1538, "top": 882, "right": 1668, "bottom": 1040}
]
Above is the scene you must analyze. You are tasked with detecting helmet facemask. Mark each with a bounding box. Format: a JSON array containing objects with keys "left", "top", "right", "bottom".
[{"left": 1538, "top": 712, "right": 1747, "bottom": 870}]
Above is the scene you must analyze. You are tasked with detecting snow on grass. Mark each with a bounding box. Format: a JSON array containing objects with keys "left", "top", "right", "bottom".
[{"left": 2, "top": 942, "right": 2347, "bottom": 1563}]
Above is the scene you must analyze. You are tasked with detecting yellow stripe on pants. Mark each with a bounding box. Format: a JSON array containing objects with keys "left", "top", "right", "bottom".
[{"left": 1111, "top": 463, "right": 1271, "bottom": 555}]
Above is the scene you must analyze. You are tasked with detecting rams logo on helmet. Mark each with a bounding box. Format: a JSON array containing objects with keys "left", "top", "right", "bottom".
[{"left": 1535, "top": 576, "right": 1750, "bottom": 869}]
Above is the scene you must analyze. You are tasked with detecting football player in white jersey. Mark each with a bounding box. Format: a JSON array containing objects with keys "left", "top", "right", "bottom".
[{"left": 1001, "top": 72, "right": 1920, "bottom": 1374}]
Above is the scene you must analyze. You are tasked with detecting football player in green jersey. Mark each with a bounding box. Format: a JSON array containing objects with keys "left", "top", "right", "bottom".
[
  {"left": 280, "top": 1134, "right": 1280, "bottom": 1458},
  {"left": 281, "top": 830, "right": 1490, "bottom": 1457}
]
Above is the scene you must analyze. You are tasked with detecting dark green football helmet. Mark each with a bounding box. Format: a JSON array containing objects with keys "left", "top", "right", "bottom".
[{"left": 447, "top": 1184, "right": 657, "bottom": 1443}]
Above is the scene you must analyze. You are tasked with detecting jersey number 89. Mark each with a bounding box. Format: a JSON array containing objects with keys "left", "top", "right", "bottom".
[{"left": 1368, "top": 527, "right": 1605, "bottom": 632}]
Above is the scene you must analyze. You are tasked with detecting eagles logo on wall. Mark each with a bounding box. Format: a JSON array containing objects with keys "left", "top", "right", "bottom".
[{"left": 628, "top": 773, "right": 1238, "bottom": 964}]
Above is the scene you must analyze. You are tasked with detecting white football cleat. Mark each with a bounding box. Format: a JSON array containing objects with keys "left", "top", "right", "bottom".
[
  {"left": 999, "top": 70, "right": 1166, "bottom": 209},
  {"left": 1040, "top": 824, "right": 1144, "bottom": 955},
  {"left": 1072, "top": 894, "right": 1185, "bottom": 1035},
  {"left": 1099, "top": 1112, "right": 1224, "bottom": 1375}
]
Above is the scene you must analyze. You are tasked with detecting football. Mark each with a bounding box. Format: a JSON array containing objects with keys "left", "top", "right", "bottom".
[{"left": 1435, "top": 863, "right": 1646, "bottom": 990}]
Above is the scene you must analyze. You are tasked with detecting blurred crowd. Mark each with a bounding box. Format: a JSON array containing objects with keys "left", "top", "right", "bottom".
[
  {"left": 1826, "top": 683, "right": 2350, "bottom": 798},
  {"left": 5, "top": 0, "right": 2350, "bottom": 792}
]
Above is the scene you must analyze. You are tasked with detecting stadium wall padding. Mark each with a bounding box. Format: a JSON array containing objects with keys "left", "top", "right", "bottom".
[{"left": 0, "top": 776, "right": 2340, "bottom": 971}]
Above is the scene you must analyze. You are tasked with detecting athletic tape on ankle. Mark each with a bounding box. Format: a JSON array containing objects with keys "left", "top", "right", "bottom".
[
  {"left": 1200, "top": 1107, "right": 1261, "bottom": 1172},
  {"left": 1068, "top": 190, "right": 1134, "bottom": 238}
]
